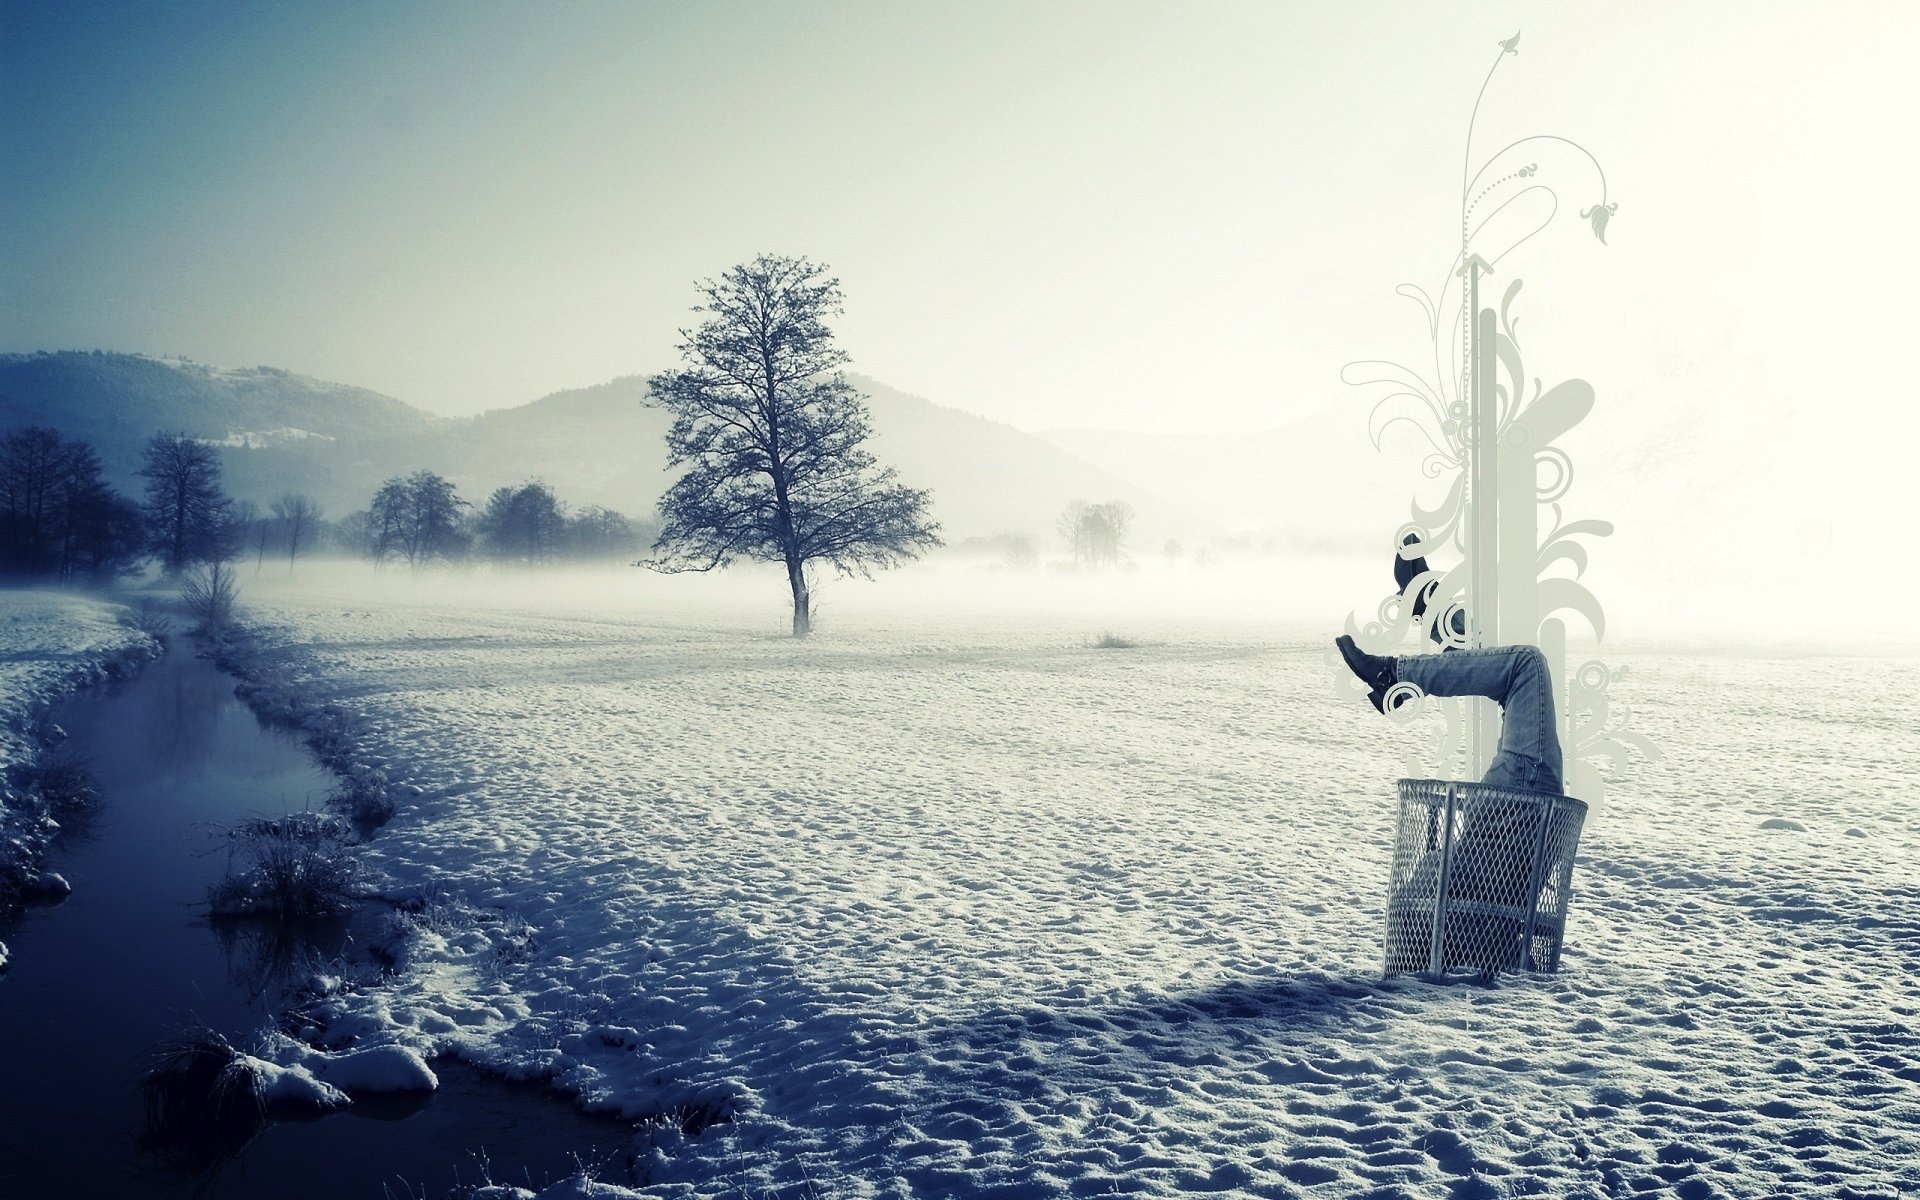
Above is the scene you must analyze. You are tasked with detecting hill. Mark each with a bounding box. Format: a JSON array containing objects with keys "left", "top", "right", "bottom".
[
  {"left": 370, "top": 372, "right": 1211, "bottom": 547},
  {"left": 0, "top": 351, "right": 446, "bottom": 503},
  {"left": 0, "top": 353, "right": 1208, "bottom": 551}
]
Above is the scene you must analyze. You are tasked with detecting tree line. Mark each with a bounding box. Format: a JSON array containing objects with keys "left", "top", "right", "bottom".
[
  {"left": 2, "top": 427, "right": 360, "bottom": 583},
  {"left": 347, "top": 473, "right": 655, "bottom": 567},
  {"left": 12, "top": 254, "right": 1147, "bottom": 627},
  {"left": 0, "top": 427, "right": 146, "bottom": 584},
  {"left": 1, "top": 425, "right": 655, "bottom": 585}
]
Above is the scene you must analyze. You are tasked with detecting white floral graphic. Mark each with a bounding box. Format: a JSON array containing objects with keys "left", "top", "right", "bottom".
[{"left": 1332, "top": 31, "right": 1658, "bottom": 809}]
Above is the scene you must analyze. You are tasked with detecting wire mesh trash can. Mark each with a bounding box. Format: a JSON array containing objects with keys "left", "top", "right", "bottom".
[{"left": 1384, "top": 779, "right": 1589, "bottom": 978}]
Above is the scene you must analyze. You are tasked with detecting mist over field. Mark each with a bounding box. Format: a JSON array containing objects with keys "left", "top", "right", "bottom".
[{"left": 3, "top": 2, "right": 1917, "bottom": 1198}]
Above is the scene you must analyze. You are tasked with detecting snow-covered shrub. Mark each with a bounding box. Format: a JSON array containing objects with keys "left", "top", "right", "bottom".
[
  {"left": 332, "top": 762, "right": 395, "bottom": 830},
  {"left": 208, "top": 811, "right": 357, "bottom": 918},
  {"left": 1091, "top": 631, "right": 1138, "bottom": 649},
  {"left": 8, "top": 751, "right": 97, "bottom": 817}
]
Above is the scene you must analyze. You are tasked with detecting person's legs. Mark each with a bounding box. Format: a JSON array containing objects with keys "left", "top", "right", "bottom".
[
  {"left": 1339, "top": 638, "right": 1565, "bottom": 974},
  {"left": 1390, "top": 644, "right": 1564, "bottom": 794}
]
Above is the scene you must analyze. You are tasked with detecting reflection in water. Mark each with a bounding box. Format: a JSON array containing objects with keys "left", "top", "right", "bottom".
[
  {"left": 142, "top": 649, "right": 234, "bottom": 776},
  {"left": 208, "top": 912, "right": 356, "bottom": 1012}
]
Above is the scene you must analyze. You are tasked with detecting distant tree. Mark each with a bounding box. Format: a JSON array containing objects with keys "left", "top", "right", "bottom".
[
  {"left": 331, "top": 510, "right": 373, "bottom": 558},
  {"left": 140, "top": 432, "right": 235, "bottom": 573},
  {"left": 0, "top": 426, "right": 72, "bottom": 577},
  {"left": 368, "top": 479, "right": 409, "bottom": 564},
  {"left": 406, "top": 471, "right": 468, "bottom": 564},
  {"left": 646, "top": 254, "right": 941, "bottom": 635},
  {"left": 272, "top": 493, "right": 322, "bottom": 570},
  {"left": 1056, "top": 499, "right": 1093, "bottom": 567},
  {"left": 367, "top": 471, "right": 467, "bottom": 567},
  {"left": 567, "top": 505, "right": 640, "bottom": 561},
  {"left": 232, "top": 499, "right": 272, "bottom": 573},
  {"left": 1, "top": 426, "right": 144, "bottom": 584},
  {"left": 1000, "top": 534, "right": 1037, "bottom": 571},
  {"left": 1091, "top": 501, "right": 1134, "bottom": 567},
  {"left": 1056, "top": 498, "right": 1133, "bottom": 569},
  {"left": 64, "top": 489, "right": 147, "bottom": 585},
  {"left": 1161, "top": 538, "right": 1184, "bottom": 567},
  {"left": 478, "top": 481, "right": 568, "bottom": 565}
]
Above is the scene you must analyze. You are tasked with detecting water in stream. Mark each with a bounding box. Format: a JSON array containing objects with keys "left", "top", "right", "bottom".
[{"left": 0, "top": 646, "right": 632, "bottom": 1198}]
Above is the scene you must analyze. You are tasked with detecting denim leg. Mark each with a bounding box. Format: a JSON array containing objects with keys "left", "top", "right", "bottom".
[{"left": 1393, "top": 645, "right": 1564, "bottom": 793}]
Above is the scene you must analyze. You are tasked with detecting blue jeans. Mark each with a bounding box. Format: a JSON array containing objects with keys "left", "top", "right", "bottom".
[{"left": 1394, "top": 645, "right": 1563, "bottom": 794}]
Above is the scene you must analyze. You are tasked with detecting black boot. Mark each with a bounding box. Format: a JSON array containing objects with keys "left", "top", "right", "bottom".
[
  {"left": 1393, "top": 532, "right": 1429, "bottom": 595},
  {"left": 1396, "top": 534, "right": 1458, "bottom": 649},
  {"left": 1335, "top": 634, "right": 1396, "bottom": 713}
]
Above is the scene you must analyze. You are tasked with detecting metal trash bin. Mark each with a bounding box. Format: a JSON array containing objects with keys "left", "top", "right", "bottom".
[{"left": 1384, "top": 778, "right": 1588, "bottom": 978}]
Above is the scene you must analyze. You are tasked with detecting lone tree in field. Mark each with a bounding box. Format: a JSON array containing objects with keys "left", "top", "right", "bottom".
[
  {"left": 140, "top": 432, "right": 235, "bottom": 574},
  {"left": 646, "top": 254, "right": 941, "bottom": 636}
]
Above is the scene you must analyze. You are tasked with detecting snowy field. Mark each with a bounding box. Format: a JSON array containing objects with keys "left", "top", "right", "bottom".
[
  {"left": 203, "top": 567, "right": 1920, "bottom": 1196},
  {"left": 0, "top": 590, "right": 151, "bottom": 773}
]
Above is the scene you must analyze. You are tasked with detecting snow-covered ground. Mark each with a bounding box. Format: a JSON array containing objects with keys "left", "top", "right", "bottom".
[
  {"left": 0, "top": 590, "right": 151, "bottom": 770},
  {"left": 221, "top": 564, "right": 1920, "bottom": 1198}
]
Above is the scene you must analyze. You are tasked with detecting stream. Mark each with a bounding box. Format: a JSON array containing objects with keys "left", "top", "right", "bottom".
[{"left": 0, "top": 645, "right": 631, "bottom": 1198}]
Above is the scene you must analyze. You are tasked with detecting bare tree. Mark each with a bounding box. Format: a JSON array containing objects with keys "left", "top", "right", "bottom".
[
  {"left": 232, "top": 499, "right": 271, "bottom": 573},
  {"left": 368, "top": 478, "right": 409, "bottom": 564},
  {"left": 272, "top": 493, "right": 322, "bottom": 570},
  {"left": 139, "top": 432, "right": 234, "bottom": 574},
  {"left": 1091, "top": 500, "right": 1134, "bottom": 567},
  {"left": 1056, "top": 499, "right": 1134, "bottom": 568},
  {"left": 646, "top": 254, "right": 940, "bottom": 635},
  {"left": 367, "top": 471, "right": 467, "bottom": 567},
  {"left": 1056, "top": 499, "right": 1092, "bottom": 567},
  {"left": 0, "top": 426, "right": 143, "bottom": 584}
]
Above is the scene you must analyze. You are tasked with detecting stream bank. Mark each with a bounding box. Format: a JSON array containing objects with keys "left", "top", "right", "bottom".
[{"left": 0, "top": 642, "right": 635, "bottom": 1198}]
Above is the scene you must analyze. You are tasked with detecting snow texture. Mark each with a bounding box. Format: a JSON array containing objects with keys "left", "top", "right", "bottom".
[
  {"left": 241, "top": 1054, "right": 350, "bottom": 1115},
  {"left": 219, "top": 571, "right": 1920, "bottom": 1196},
  {"left": 293, "top": 1041, "right": 440, "bottom": 1095}
]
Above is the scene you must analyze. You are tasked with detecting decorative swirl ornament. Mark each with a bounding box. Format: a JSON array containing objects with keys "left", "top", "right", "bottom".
[
  {"left": 1382, "top": 681, "right": 1427, "bottom": 724},
  {"left": 1580, "top": 202, "right": 1619, "bottom": 243},
  {"left": 1335, "top": 31, "right": 1659, "bottom": 813}
]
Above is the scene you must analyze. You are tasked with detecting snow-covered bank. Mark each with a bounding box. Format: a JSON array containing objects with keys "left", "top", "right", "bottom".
[
  {"left": 0, "top": 589, "right": 159, "bottom": 960},
  {"left": 229, "top": 567, "right": 1920, "bottom": 1198}
]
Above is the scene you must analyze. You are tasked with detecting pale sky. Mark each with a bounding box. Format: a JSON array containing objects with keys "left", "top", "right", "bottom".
[
  {"left": 5, "top": 0, "right": 1918, "bottom": 633},
  {"left": 5, "top": 0, "right": 1913, "bottom": 434}
]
